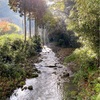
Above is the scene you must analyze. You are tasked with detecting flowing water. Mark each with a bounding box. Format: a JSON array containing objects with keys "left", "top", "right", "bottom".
[{"left": 10, "top": 46, "right": 72, "bottom": 100}]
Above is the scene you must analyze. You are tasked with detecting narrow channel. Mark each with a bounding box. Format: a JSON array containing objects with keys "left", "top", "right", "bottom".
[{"left": 10, "top": 46, "right": 71, "bottom": 100}]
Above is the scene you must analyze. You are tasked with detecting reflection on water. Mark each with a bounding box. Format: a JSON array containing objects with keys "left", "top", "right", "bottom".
[{"left": 10, "top": 46, "right": 70, "bottom": 100}]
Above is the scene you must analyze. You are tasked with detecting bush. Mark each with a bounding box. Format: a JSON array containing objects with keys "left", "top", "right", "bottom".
[
  {"left": 65, "top": 46, "right": 97, "bottom": 67},
  {"left": 33, "top": 36, "right": 42, "bottom": 52},
  {"left": 0, "top": 63, "right": 25, "bottom": 78},
  {"left": 65, "top": 46, "right": 97, "bottom": 81},
  {"left": 11, "top": 39, "right": 24, "bottom": 51},
  {"left": 49, "top": 30, "right": 80, "bottom": 47},
  {"left": 64, "top": 45, "right": 99, "bottom": 99},
  {"left": 24, "top": 40, "right": 36, "bottom": 58},
  {"left": 0, "top": 34, "right": 41, "bottom": 78}
]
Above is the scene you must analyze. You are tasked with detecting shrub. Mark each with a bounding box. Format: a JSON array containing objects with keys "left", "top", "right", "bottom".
[
  {"left": 64, "top": 45, "right": 99, "bottom": 99},
  {"left": 24, "top": 40, "right": 36, "bottom": 58},
  {"left": 11, "top": 39, "right": 24, "bottom": 51},
  {"left": 0, "top": 34, "right": 41, "bottom": 78},
  {"left": 0, "top": 63, "right": 25, "bottom": 78},
  {"left": 33, "top": 36, "right": 42, "bottom": 52},
  {"left": 49, "top": 30, "right": 80, "bottom": 48}
]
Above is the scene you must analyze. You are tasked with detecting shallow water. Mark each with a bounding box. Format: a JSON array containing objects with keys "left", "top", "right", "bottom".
[{"left": 10, "top": 46, "right": 71, "bottom": 100}]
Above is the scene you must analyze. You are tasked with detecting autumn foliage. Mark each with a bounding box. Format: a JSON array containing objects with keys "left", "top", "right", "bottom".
[
  {"left": 0, "top": 20, "right": 21, "bottom": 35},
  {"left": 0, "top": 21, "right": 11, "bottom": 34}
]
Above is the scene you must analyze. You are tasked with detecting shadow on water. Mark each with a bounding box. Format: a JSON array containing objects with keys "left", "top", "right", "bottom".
[{"left": 10, "top": 46, "right": 74, "bottom": 100}]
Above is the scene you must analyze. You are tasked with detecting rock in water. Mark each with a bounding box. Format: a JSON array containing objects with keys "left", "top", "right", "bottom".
[
  {"left": 47, "top": 65, "right": 57, "bottom": 68},
  {"left": 28, "top": 86, "right": 33, "bottom": 90},
  {"left": 22, "top": 86, "right": 27, "bottom": 91},
  {"left": 62, "top": 72, "right": 70, "bottom": 78},
  {"left": 32, "top": 73, "right": 38, "bottom": 78}
]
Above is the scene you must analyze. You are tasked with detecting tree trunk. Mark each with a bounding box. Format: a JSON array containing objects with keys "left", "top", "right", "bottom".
[
  {"left": 35, "top": 18, "right": 38, "bottom": 37},
  {"left": 42, "top": 27, "right": 44, "bottom": 45},
  {"left": 24, "top": 9, "right": 27, "bottom": 42},
  {"left": 42, "top": 25, "right": 45, "bottom": 45},
  {"left": 29, "top": 11, "right": 31, "bottom": 38}
]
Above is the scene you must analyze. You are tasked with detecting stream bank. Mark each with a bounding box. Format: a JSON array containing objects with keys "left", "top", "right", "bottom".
[
  {"left": 0, "top": 55, "right": 40, "bottom": 100},
  {"left": 9, "top": 45, "right": 77, "bottom": 100},
  {"left": 49, "top": 43, "right": 76, "bottom": 72},
  {"left": 49, "top": 43, "right": 79, "bottom": 99},
  {"left": 50, "top": 43, "right": 100, "bottom": 99}
]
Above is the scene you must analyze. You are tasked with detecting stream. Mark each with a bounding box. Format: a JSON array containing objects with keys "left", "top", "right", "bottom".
[{"left": 10, "top": 46, "right": 73, "bottom": 100}]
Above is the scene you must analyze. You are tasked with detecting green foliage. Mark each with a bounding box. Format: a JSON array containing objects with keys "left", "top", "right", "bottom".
[
  {"left": 0, "top": 33, "right": 24, "bottom": 45},
  {"left": 94, "top": 83, "right": 100, "bottom": 93},
  {"left": 0, "top": 63, "right": 25, "bottom": 78},
  {"left": 96, "top": 93, "right": 100, "bottom": 100},
  {"left": 67, "top": 0, "right": 99, "bottom": 55},
  {"left": 64, "top": 0, "right": 100, "bottom": 98},
  {"left": 33, "top": 36, "right": 42, "bottom": 52},
  {"left": 65, "top": 45, "right": 97, "bottom": 63},
  {"left": 64, "top": 53, "right": 77, "bottom": 63},
  {"left": 0, "top": 34, "right": 41, "bottom": 78},
  {"left": 24, "top": 39, "right": 36, "bottom": 58},
  {"left": 64, "top": 45, "right": 99, "bottom": 99},
  {"left": 50, "top": 1, "right": 65, "bottom": 11},
  {"left": 42, "top": 11, "right": 58, "bottom": 30},
  {"left": 51, "top": 31, "right": 80, "bottom": 47},
  {"left": 65, "top": 45, "right": 98, "bottom": 81}
]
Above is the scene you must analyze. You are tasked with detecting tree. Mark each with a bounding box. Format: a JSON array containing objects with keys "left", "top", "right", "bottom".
[
  {"left": 0, "top": 20, "right": 21, "bottom": 35},
  {"left": 9, "top": 0, "right": 27, "bottom": 41},
  {"left": 67, "top": 0, "right": 99, "bottom": 54},
  {"left": 9, "top": 0, "right": 47, "bottom": 40},
  {"left": 0, "top": 21, "right": 11, "bottom": 35}
]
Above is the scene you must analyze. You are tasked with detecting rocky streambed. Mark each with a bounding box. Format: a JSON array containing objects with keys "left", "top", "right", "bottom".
[{"left": 9, "top": 46, "right": 76, "bottom": 100}]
